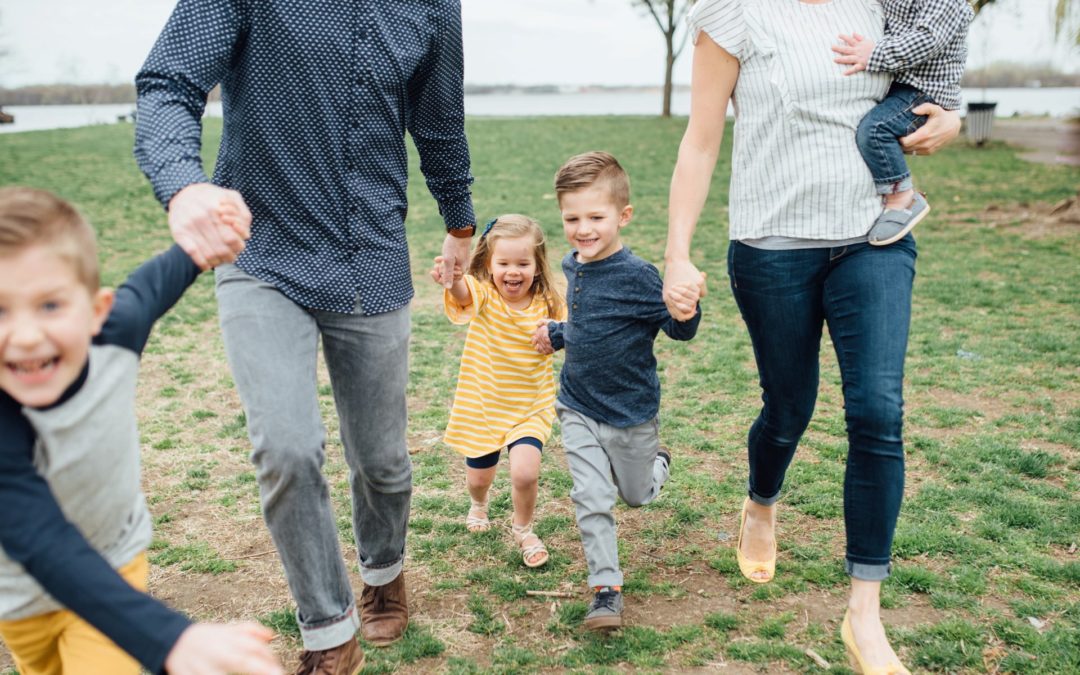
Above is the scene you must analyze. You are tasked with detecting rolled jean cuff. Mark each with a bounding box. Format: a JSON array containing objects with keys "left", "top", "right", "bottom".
[
  {"left": 748, "top": 482, "right": 781, "bottom": 507},
  {"left": 299, "top": 605, "right": 360, "bottom": 651},
  {"left": 875, "top": 176, "right": 913, "bottom": 195},
  {"left": 845, "top": 559, "right": 892, "bottom": 581},
  {"left": 361, "top": 558, "right": 403, "bottom": 587}
]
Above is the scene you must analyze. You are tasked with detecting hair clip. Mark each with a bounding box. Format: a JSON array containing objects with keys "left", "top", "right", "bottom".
[{"left": 480, "top": 217, "right": 497, "bottom": 240}]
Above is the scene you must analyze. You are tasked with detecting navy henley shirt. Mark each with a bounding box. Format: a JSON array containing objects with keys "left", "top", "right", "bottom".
[{"left": 549, "top": 248, "right": 701, "bottom": 428}]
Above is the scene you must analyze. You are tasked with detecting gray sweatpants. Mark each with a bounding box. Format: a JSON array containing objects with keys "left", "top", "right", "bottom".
[
  {"left": 215, "top": 264, "right": 412, "bottom": 651},
  {"left": 556, "top": 402, "right": 669, "bottom": 588}
]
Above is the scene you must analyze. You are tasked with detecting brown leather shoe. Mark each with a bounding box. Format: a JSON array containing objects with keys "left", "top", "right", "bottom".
[
  {"left": 293, "top": 637, "right": 364, "bottom": 675},
  {"left": 360, "top": 571, "right": 409, "bottom": 646}
]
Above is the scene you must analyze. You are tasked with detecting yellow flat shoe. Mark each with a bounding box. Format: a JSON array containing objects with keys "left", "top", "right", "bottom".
[
  {"left": 841, "top": 611, "right": 911, "bottom": 675},
  {"left": 736, "top": 497, "right": 775, "bottom": 583}
]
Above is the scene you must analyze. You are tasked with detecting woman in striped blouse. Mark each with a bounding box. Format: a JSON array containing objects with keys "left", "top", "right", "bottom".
[
  {"left": 431, "top": 215, "right": 566, "bottom": 569},
  {"left": 662, "top": 1, "right": 961, "bottom": 672}
]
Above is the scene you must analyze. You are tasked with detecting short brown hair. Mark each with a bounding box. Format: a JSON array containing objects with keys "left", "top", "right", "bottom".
[
  {"left": 553, "top": 151, "right": 631, "bottom": 210},
  {"left": 0, "top": 186, "right": 100, "bottom": 291}
]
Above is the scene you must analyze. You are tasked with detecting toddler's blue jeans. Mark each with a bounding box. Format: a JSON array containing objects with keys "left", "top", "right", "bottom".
[{"left": 856, "top": 83, "right": 934, "bottom": 195}]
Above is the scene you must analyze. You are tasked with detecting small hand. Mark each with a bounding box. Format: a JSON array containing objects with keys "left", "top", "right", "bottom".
[
  {"left": 168, "top": 183, "right": 251, "bottom": 270},
  {"left": 667, "top": 276, "right": 704, "bottom": 318},
  {"left": 216, "top": 198, "right": 253, "bottom": 241},
  {"left": 164, "top": 622, "right": 283, "bottom": 675},
  {"left": 899, "top": 103, "right": 961, "bottom": 155},
  {"left": 831, "top": 33, "right": 874, "bottom": 76},
  {"left": 532, "top": 319, "right": 554, "bottom": 355},
  {"left": 440, "top": 234, "right": 472, "bottom": 289},
  {"left": 430, "top": 256, "right": 463, "bottom": 286},
  {"left": 663, "top": 261, "right": 705, "bottom": 321}
]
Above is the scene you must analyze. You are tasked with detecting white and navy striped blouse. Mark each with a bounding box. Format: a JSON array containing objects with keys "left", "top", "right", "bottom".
[{"left": 689, "top": 0, "right": 892, "bottom": 244}]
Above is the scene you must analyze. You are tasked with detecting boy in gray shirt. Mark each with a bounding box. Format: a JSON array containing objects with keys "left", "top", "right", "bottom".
[
  {"left": 0, "top": 187, "right": 280, "bottom": 675},
  {"left": 533, "top": 152, "right": 703, "bottom": 631}
]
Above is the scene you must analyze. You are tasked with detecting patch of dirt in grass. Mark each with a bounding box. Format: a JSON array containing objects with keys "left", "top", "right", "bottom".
[{"left": 956, "top": 193, "right": 1080, "bottom": 238}]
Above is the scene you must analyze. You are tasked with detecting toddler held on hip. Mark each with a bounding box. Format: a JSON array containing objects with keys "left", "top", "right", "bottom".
[
  {"left": 430, "top": 214, "right": 566, "bottom": 568},
  {"left": 832, "top": 0, "right": 972, "bottom": 245}
]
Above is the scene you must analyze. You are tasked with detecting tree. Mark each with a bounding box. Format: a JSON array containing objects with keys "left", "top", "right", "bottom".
[{"left": 633, "top": 0, "right": 697, "bottom": 118}]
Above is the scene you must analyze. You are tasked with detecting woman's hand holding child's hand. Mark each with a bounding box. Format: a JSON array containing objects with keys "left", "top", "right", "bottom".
[
  {"left": 532, "top": 320, "right": 554, "bottom": 355},
  {"left": 667, "top": 276, "right": 704, "bottom": 321}
]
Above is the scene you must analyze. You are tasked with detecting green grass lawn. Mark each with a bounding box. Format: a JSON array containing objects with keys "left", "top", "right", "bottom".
[{"left": 1, "top": 117, "right": 1078, "bottom": 674}]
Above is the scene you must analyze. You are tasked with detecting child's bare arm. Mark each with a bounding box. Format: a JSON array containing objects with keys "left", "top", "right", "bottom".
[{"left": 429, "top": 256, "right": 471, "bottom": 306}]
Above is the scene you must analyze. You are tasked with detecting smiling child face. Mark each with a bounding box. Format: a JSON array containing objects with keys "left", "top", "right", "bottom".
[
  {"left": 0, "top": 244, "right": 112, "bottom": 408},
  {"left": 487, "top": 235, "right": 537, "bottom": 307},
  {"left": 559, "top": 184, "right": 632, "bottom": 263}
]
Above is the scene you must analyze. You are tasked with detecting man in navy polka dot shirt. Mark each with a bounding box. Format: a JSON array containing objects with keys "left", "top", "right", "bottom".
[{"left": 134, "top": 1, "right": 476, "bottom": 671}]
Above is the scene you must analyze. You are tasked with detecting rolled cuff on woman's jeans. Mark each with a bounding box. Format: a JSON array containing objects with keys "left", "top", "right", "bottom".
[
  {"left": 845, "top": 559, "right": 892, "bottom": 581},
  {"left": 747, "top": 482, "right": 781, "bottom": 507}
]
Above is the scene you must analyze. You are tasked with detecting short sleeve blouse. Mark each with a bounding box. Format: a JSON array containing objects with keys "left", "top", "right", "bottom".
[{"left": 689, "top": 0, "right": 893, "bottom": 241}]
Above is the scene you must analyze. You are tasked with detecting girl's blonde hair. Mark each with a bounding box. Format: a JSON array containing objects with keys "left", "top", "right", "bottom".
[{"left": 467, "top": 214, "right": 565, "bottom": 320}]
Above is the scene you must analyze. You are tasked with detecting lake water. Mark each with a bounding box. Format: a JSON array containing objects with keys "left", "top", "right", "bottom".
[{"left": 1, "top": 88, "right": 1077, "bottom": 135}]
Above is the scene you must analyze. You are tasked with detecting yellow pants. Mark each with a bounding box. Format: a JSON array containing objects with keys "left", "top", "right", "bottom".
[{"left": 0, "top": 552, "right": 148, "bottom": 675}]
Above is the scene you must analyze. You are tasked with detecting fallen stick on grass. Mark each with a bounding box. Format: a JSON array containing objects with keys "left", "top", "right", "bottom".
[{"left": 525, "top": 590, "right": 576, "bottom": 599}]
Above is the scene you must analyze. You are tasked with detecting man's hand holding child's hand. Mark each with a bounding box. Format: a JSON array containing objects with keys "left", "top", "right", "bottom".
[
  {"left": 429, "top": 256, "right": 463, "bottom": 285},
  {"left": 832, "top": 33, "right": 875, "bottom": 76}
]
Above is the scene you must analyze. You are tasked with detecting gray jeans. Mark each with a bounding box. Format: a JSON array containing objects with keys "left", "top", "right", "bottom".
[
  {"left": 215, "top": 264, "right": 412, "bottom": 650},
  {"left": 556, "top": 402, "right": 669, "bottom": 588}
]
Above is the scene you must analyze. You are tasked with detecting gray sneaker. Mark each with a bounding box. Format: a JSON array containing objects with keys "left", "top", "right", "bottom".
[
  {"left": 584, "top": 586, "right": 623, "bottom": 632},
  {"left": 868, "top": 192, "right": 930, "bottom": 246}
]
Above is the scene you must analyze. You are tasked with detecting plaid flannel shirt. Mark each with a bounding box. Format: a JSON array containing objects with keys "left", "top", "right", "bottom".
[{"left": 866, "top": 0, "right": 973, "bottom": 110}]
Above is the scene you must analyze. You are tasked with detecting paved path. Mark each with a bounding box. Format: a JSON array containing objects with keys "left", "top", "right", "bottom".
[{"left": 986, "top": 117, "right": 1080, "bottom": 166}]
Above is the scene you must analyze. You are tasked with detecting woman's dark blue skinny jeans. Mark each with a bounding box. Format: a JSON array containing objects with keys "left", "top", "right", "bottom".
[{"left": 727, "top": 236, "right": 916, "bottom": 581}]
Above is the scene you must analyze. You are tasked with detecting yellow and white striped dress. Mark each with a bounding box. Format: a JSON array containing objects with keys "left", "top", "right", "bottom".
[{"left": 442, "top": 275, "right": 565, "bottom": 458}]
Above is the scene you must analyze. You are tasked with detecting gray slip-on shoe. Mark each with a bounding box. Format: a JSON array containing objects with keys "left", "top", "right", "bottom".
[{"left": 868, "top": 192, "right": 930, "bottom": 246}]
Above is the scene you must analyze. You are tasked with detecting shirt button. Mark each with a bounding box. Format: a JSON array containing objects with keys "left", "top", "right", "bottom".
[
  {"left": 577, "top": 272, "right": 583, "bottom": 277},
  {"left": 572, "top": 303, "right": 578, "bottom": 309}
]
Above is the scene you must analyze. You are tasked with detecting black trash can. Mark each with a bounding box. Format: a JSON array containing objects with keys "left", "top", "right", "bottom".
[{"left": 965, "top": 102, "right": 997, "bottom": 146}]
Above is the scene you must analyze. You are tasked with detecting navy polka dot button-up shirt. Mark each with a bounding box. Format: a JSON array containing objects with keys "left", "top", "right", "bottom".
[{"left": 134, "top": 0, "right": 475, "bottom": 315}]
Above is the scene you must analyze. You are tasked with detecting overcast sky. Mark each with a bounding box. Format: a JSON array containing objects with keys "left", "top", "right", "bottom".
[{"left": 0, "top": 0, "right": 1076, "bottom": 88}]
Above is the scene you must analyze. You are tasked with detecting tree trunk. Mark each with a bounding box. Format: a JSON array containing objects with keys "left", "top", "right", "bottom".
[{"left": 663, "top": 31, "right": 675, "bottom": 117}]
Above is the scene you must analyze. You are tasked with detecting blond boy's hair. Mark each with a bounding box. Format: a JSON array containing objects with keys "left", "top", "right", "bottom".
[
  {"left": 0, "top": 187, "right": 100, "bottom": 291},
  {"left": 553, "top": 151, "right": 631, "bottom": 210},
  {"left": 467, "top": 214, "right": 565, "bottom": 320}
]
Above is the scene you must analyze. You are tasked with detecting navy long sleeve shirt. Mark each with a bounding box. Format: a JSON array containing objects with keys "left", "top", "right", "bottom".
[
  {"left": 134, "top": 0, "right": 475, "bottom": 315},
  {"left": 548, "top": 248, "right": 701, "bottom": 428},
  {"left": 0, "top": 246, "right": 200, "bottom": 674}
]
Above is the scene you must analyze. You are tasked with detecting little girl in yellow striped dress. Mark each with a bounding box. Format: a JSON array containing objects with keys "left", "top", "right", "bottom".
[{"left": 430, "top": 214, "right": 566, "bottom": 568}]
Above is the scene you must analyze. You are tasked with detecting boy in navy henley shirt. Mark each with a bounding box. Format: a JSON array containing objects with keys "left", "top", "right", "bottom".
[{"left": 532, "top": 152, "right": 703, "bottom": 632}]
